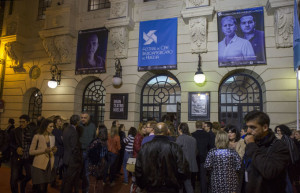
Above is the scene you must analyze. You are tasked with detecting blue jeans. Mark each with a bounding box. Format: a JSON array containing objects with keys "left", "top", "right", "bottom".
[
  {"left": 122, "top": 151, "right": 132, "bottom": 183},
  {"left": 104, "top": 152, "right": 118, "bottom": 183},
  {"left": 82, "top": 151, "right": 89, "bottom": 193}
]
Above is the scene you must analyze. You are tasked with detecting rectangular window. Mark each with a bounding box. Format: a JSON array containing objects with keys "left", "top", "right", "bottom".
[
  {"left": 37, "top": 0, "right": 51, "bottom": 20},
  {"left": 144, "top": 0, "right": 156, "bottom": 2},
  {"left": 88, "top": 0, "right": 110, "bottom": 11},
  {"left": 9, "top": 0, "right": 14, "bottom": 15}
]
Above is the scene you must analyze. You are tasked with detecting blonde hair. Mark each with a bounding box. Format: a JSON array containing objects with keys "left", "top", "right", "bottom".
[
  {"left": 215, "top": 131, "right": 229, "bottom": 149},
  {"left": 110, "top": 125, "right": 118, "bottom": 137},
  {"left": 138, "top": 122, "right": 146, "bottom": 135}
]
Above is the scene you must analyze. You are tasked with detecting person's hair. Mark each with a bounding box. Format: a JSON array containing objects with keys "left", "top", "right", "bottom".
[
  {"left": 212, "top": 122, "right": 220, "bottom": 130},
  {"left": 118, "top": 124, "right": 125, "bottom": 133},
  {"left": 179, "top": 122, "right": 190, "bottom": 135},
  {"left": 244, "top": 111, "right": 270, "bottom": 127},
  {"left": 8, "top": 118, "right": 15, "bottom": 125},
  {"left": 98, "top": 124, "right": 108, "bottom": 141},
  {"left": 138, "top": 122, "right": 146, "bottom": 134},
  {"left": 221, "top": 16, "right": 237, "bottom": 26},
  {"left": 110, "top": 125, "right": 118, "bottom": 137},
  {"left": 19, "top": 114, "right": 30, "bottom": 122},
  {"left": 37, "top": 116, "right": 45, "bottom": 127},
  {"left": 53, "top": 115, "right": 62, "bottom": 125},
  {"left": 112, "top": 120, "right": 118, "bottom": 127},
  {"left": 275, "top": 124, "right": 291, "bottom": 136},
  {"left": 296, "top": 130, "right": 300, "bottom": 137},
  {"left": 225, "top": 125, "right": 241, "bottom": 142},
  {"left": 128, "top": 127, "right": 137, "bottom": 137},
  {"left": 205, "top": 122, "right": 213, "bottom": 130},
  {"left": 241, "top": 125, "right": 248, "bottom": 133},
  {"left": 81, "top": 111, "right": 89, "bottom": 115},
  {"left": 70, "top": 114, "right": 80, "bottom": 125},
  {"left": 195, "top": 121, "right": 203, "bottom": 129},
  {"left": 38, "top": 119, "right": 53, "bottom": 134},
  {"left": 168, "top": 124, "right": 176, "bottom": 136},
  {"left": 147, "top": 121, "right": 157, "bottom": 129},
  {"left": 239, "top": 13, "right": 255, "bottom": 23},
  {"left": 154, "top": 122, "right": 168, "bottom": 135},
  {"left": 215, "top": 131, "right": 229, "bottom": 149}
]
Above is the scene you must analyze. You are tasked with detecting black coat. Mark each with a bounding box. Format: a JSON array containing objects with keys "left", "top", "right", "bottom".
[
  {"left": 244, "top": 130, "right": 290, "bottom": 193},
  {"left": 135, "top": 135, "right": 189, "bottom": 192},
  {"left": 10, "top": 126, "right": 35, "bottom": 159},
  {"left": 191, "top": 129, "right": 214, "bottom": 163}
]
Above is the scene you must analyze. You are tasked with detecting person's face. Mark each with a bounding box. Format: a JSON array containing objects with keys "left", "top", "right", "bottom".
[
  {"left": 240, "top": 15, "right": 255, "bottom": 34},
  {"left": 56, "top": 119, "right": 62, "bottom": 128},
  {"left": 246, "top": 119, "right": 268, "bottom": 141},
  {"left": 222, "top": 18, "right": 237, "bottom": 36},
  {"left": 47, "top": 123, "right": 54, "bottom": 134},
  {"left": 276, "top": 127, "right": 282, "bottom": 136},
  {"left": 295, "top": 132, "right": 300, "bottom": 140},
  {"left": 204, "top": 124, "right": 210, "bottom": 132},
  {"left": 142, "top": 125, "right": 147, "bottom": 135},
  {"left": 146, "top": 123, "right": 153, "bottom": 134},
  {"left": 19, "top": 118, "right": 29, "bottom": 129},
  {"left": 86, "top": 35, "right": 99, "bottom": 56},
  {"left": 228, "top": 130, "right": 236, "bottom": 141},
  {"left": 80, "top": 113, "right": 90, "bottom": 125},
  {"left": 116, "top": 121, "right": 120, "bottom": 128}
]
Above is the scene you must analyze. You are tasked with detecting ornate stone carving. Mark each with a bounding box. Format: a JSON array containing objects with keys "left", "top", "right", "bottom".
[
  {"left": 274, "top": 6, "right": 293, "bottom": 48},
  {"left": 4, "top": 42, "right": 25, "bottom": 72},
  {"left": 42, "top": 35, "right": 72, "bottom": 64},
  {"left": 190, "top": 17, "right": 207, "bottom": 53},
  {"left": 110, "top": 27, "right": 128, "bottom": 58},
  {"left": 186, "top": 0, "right": 209, "bottom": 8},
  {"left": 111, "top": 2, "right": 127, "bottom": 18}
]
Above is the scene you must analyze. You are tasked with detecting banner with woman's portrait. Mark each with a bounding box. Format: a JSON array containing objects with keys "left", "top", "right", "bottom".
[
  {"left": 217, "top": 7, "right": 266, "bottom": 67},
  {"left": 75, "top": 28, "right": 108, "bottom": 75}
]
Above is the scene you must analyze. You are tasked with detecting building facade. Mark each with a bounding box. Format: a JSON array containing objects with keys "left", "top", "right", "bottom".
[{"left": 0, "top": 0, "right": 296, "bottom": 131}]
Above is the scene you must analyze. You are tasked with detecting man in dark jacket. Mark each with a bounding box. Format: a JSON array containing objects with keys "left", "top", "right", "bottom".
[
  {"left": 10, "top": 114, "right": 35, "bottom": 193},
  {"left": 244, "top": 111, "right": 290, "bottom": 193},
  {"left": 191, "top": 121, "right": 213, "bottom": 193},
  {"left": 135, "top": 122, "right": 189, "bottom": 193}
]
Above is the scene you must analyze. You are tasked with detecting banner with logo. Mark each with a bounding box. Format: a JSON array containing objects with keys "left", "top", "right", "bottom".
[
  {"left": 138, "top": 18, "right": 177, "bottom": 71},
  {"left": 75, "top": 27, "right": 108, "bottom": 75},
  {"left": 217, "top": 7, "right": 266, "bottom": 67}
]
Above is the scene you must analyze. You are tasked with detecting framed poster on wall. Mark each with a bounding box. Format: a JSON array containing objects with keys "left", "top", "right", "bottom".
[
  {"left": 110, "top": 93, "right": 128, "bottom": 120},
  {"left": 188, "top": 92, "right": 210, "bottom": 121}
]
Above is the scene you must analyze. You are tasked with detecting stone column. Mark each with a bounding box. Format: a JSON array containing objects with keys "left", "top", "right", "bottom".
[
  {"left": 105, "top": 0, "right": 135, "bottom": 59},
  {"left": 266, "top": 0, "right": 294, "bottom": 48},
  {"left": 181, "top": 0, "right": 214, "bottom": 53}
]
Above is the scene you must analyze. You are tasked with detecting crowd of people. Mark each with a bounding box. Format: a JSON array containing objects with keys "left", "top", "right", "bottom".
[{"left": 0, "top": 110, "right": 300, "bottom": 193}]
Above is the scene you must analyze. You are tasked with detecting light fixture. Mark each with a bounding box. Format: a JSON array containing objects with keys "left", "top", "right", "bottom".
[
  {"left": 194, "top": 53, "right": 206, "bottom": 84},
  {"left": 112, "top": 58, "right": 122, "bottom": 86},
  {"left": 298, "top": 68, "right": 300, "bottom": 80},
  {"left": 48, "top": 63, "right": 61, "bottom": 89}
]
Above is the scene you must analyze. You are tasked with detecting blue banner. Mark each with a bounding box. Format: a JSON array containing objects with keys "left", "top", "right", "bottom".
[
  {"left": 294, "top": 0, "right": 300, "bottom": 71},
  {"left": 138, "top": 18, "right": 177, "bottom": 71}
]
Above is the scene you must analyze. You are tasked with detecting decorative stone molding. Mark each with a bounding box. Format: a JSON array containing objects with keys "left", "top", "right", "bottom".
[
  {"left": 190, "top": 17, "right": 207, "bottom": 53},
  {"left": 181, "top": 1, "right": 214, "bottom": 53},
  {"left": 266, "top": 0, "right": 293, "bottom": 48},
  {"left": 274, "top": 7, "right": 293, "bottom": 48},
  {"left": 39, "top": 3, "right": 75, "bottom": 64},
  {"left": 186, "top": 0, "right": 209, "bottom": 8},
  {"left": 4, "top": 41, "right": 25, "bottom": 72},
  {"left": 42, "top": 35, "right": 72, "bottom": 64},
  {"left": 105, "top": 0, "right": 135, "bottom": 58}
]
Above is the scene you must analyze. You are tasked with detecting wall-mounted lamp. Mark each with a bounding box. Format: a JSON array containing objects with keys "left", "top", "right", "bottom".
[
  {"left": 194, "top": 53, "right": 206, "bottom": 84},
  {"left": 48, "top": 63, "right": 61, "bottom": 89},
  {"left": 112, "top": 58, "right": 122, "bottom": 86}
]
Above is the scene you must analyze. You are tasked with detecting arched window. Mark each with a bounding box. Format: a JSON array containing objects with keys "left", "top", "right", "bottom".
[
  {"left": 28, "top": 89, "right": 42, "bottom": 123},
  {"left": 140, "top": 75, "right": 181, "bottom": 123},
  {"left": 82, "top": 79, "right": 106, "bottom": 126},
  {"left": 219, "top": 73, "right": 263, "bottom": 129}
]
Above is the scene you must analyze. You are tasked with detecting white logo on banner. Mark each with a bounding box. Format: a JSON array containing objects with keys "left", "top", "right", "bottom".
[{"left": 143, "top": 30, "right": 157, "bottom": 45}]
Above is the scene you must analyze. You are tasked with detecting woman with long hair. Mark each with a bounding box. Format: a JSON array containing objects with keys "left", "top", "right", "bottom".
[
  {"left": 105, "top": 125, "right": 121, "bottom": 186},
  {"left": 29, "top": 119, "right": 57, "bottom": 193},
  {"left": 87, "top": 124, "right": 108, "bottom": 193},
  {"left": 204, "top": 131, "right": 241, "bottom": 193},
  {"left": 225, "top": 125, "right": 246, "bottom": 159},
  {"left": 117, "top": 124, "right": 126, "bottom": 175},
  {"left": 133, "top": 122, "right": 147, "bottom": 158}
]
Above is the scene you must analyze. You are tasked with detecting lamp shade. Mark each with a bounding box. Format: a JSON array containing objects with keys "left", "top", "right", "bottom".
[
  {"left": 194, "top": 72, "right": 206, "bottom": 84},
  {"left": 48, "top": 78, "right": 58, "bottom": 88},
  {"left": 112, "top": 76, "right": 122, "bottom": 86}
]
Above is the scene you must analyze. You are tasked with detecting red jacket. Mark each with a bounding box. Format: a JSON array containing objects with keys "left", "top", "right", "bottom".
[{"left": 133, "top": 133, "right": 144, "bottom": 158}]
